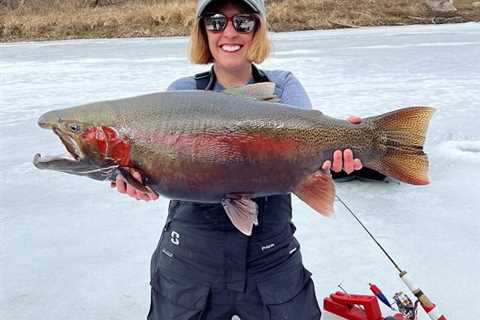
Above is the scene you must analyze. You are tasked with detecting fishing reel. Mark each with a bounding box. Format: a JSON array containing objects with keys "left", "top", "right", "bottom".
[
  {"left": 393, "top": 291, "right": 419, "bottom": 320},
  {"left": 323, "top": 284, "right": 416, "bottom": 320}
]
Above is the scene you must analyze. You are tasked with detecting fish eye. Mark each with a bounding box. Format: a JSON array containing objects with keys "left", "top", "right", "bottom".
[{"left": 69, "top": 123, "right": 82, "bottom": 133}]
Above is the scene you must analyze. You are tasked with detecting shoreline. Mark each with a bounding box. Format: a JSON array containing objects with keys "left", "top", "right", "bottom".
[
  {"left": 1, "top": 0, "right": 479, "bottom": 42},
  {"left": 3, "top": 21, "right": 479, "bottom": 45},
  {"left": 3, "top": 22, "right": 480, "bottom": 46}
]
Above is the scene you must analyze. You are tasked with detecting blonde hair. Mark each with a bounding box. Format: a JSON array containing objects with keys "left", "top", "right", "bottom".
[{"left": 188, "top": 15, "right": 271, "bottom": 64}]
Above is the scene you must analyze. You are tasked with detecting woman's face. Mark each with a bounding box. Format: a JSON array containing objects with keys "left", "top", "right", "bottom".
[{"left": 205, "top": 3, "right": 255, "bottom": 72}]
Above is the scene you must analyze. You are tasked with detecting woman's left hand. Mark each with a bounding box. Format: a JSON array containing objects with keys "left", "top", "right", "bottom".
[{"left": 321, "top": 116, "right": 363, "bottom": 174}]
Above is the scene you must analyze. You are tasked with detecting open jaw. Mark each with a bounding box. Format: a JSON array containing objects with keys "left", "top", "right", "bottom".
[
  {"left": 33, "top": 128, "right": 84, "bottom": 170},
  {"left": 33, "top": 128, "right": 118, "bottom": 181}
]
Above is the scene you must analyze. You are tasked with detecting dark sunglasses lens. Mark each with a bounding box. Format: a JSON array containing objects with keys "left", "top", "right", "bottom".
[
  {"left": 233, "top": 15, "right": 256, "bottom": 33},
  {"left": 204, "top": 15, "right": 227, "bottom": 32}
]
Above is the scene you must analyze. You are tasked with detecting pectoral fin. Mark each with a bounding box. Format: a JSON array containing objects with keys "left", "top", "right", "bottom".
[
  {"left": 117, "top": 167, "right": 150, "bottom": 193},
  {"left": 293, "top": 170, "right": 335, "bottom": 217},
  {"left": 222, "top": 197, "right": 258, "bottom": 236}
]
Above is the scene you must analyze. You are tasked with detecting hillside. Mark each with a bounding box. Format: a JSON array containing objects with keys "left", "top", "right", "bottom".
[{"left": 1, "top": 0, "right": 479, "bottom": 41}]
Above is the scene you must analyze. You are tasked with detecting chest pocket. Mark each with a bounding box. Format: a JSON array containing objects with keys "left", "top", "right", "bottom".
[{"left": 168, "top": 200, "right": 232, "bottom": 226}]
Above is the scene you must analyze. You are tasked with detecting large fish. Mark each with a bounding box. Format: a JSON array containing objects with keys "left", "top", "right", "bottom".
[{"left": 33, "top": 83, "right": 435, "bottom": 235}]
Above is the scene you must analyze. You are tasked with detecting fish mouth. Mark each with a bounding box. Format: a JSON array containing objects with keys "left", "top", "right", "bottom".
[
  {"left": 33, "top": 127, "right": 119, "bottom": 181},
  {"left": 34, "top": 110, "right": 82, "bottom": 163},
  {"left": 33, "top": 127, "right": 84, "bottom": 170}
]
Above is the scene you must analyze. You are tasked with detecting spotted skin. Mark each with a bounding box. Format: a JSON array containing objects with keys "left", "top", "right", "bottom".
[{"left": 35, "top": 90, "right": 435, "bottom": 202}]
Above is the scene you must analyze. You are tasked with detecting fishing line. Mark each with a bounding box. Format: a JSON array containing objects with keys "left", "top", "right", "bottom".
[{"left": 335, "top": 195, "right": 403, "bottom": 273}]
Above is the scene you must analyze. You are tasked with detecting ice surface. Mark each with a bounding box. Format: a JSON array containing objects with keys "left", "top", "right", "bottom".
[{"left": 1, "top": 23, "right": 479, "bottom": 319}]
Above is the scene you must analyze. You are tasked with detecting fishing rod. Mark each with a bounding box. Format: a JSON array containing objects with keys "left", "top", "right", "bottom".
[{"left": 335, "top": 194, "right": 447, "bottom": 320}]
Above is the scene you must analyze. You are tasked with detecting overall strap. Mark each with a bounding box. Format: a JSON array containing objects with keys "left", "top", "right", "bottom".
[
  {"left": 194, "top": 65, "right": 270, "bottom": 91},
  {"left": 252, "top": 64, "right": 270, "bottom": 82},
  {"left": 194, "top": 66, "right": 216, "bottom": 90}
]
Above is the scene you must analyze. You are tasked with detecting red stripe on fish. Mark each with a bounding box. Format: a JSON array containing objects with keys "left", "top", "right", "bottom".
[{"left": 135, "top": 130, "right": 300, "bottom": 164}]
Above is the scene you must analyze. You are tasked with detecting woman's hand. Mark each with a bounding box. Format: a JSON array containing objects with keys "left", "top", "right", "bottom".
[
  {"left": 321, "top": 116, "right": 363, "bottom": 174},
  {"left": 111, "top": 168, "right": 159, "bottom": 201}
]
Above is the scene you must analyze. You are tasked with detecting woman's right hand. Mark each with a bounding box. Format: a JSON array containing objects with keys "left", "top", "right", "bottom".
[{"left": 111, "top": 168, "right": 159, "bottom": 201}]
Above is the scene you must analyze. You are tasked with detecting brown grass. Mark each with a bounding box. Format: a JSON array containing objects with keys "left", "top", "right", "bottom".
[{"left": 1, "top": 0, "right": 479, "bottom": 42}]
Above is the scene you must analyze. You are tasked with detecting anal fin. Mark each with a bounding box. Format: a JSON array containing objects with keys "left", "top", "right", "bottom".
[
  {"left": 293, "top": 170, "right": 335, "bottom": 217},
  {"left": 222, "top": 197, "right": 258, "bottom": 236}
]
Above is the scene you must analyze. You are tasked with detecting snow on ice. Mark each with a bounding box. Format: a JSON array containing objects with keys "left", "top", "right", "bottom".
[{"left": 1, "top": 23, "right": 479, "bottom": 319}]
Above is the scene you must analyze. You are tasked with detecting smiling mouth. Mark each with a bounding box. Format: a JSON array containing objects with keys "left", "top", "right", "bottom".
[{"left": 221, "top": 44, "right": 242, "bottom": 52}]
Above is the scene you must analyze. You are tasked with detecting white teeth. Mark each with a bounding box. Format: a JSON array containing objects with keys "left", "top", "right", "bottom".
[{"left": 221, "top": 45, "right": 241, "bottom": 52}]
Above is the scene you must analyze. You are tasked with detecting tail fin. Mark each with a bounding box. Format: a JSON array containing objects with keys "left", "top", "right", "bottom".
[{"left": 365, "top": 106, "right": 435, "bottom": 185}]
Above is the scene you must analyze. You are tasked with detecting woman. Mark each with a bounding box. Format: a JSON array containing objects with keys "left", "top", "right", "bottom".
[{"left": 113, "top": 0, "right": 363, "bottom": 319}]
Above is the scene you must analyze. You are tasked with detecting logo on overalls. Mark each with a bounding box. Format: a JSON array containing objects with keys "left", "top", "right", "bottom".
[
  {"left": 170, "top": 230, "right": 180, "bottom": 245},
  {"left": 261, "top": 243, "right": 275, "bottom": 251}
]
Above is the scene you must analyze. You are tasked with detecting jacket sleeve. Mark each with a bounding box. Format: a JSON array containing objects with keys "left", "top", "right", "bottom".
[
  {"left": 166, "top": 77, "right": 197, "bottom": 92},
  {"left": 277, "top": 72, "right": 313, "bottom": 111}
]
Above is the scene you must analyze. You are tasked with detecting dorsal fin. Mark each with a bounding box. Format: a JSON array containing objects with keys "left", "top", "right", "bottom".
[{"left": 223, "top": 82, "right": 278, "bottom": 101}]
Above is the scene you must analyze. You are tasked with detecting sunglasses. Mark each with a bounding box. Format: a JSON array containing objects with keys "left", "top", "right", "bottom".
[{"left": 202, "top": 13, "right": 258, "bottom": 33}]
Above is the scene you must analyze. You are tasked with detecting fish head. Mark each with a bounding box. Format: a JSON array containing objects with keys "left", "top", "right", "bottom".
[
  {"left": 34, "top": 107, "right": 130, "bottom": 181},
  {"left": 37, "top": 109, "right": 90, "bottom": 161}
]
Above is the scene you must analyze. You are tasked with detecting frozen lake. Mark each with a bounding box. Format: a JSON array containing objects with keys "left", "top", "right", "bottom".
[{"left": 1, "top": 22, "right": 480, "bottom": 319}]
